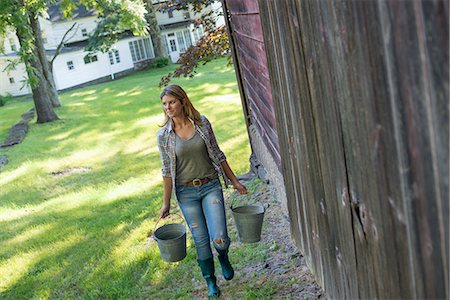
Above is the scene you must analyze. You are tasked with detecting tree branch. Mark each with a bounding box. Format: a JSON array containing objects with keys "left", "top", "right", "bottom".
[{"left": 50, "top": 22, "right": 78, "bottom": 66}]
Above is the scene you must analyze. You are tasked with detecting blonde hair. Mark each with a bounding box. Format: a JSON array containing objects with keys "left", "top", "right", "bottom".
[{"left": 160, "top": 84, "right": 203, "bottom": 126}]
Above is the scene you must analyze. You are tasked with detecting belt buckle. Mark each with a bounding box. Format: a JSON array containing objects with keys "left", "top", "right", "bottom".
[{"left": 192, "top": 178, "right": 202, "bottom": 187}]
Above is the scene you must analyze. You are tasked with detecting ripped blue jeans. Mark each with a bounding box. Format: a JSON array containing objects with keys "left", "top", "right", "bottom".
[{"left": 175, "top": 179, "right": 230, "bottom": 260}]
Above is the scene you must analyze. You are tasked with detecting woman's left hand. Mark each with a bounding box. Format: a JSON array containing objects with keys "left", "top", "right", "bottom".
[{"left": 233, "top": 181, "right": 248, "bottom": 195}]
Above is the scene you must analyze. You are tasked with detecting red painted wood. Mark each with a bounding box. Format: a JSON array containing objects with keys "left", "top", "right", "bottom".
[
  {"left": 226, "top": 0, "right": 259, "bottom": 14},
  {"left": 231, "top": 14, "right": 264, "bottom": 42}
]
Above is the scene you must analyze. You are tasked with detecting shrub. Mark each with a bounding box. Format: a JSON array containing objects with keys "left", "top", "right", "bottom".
[
  {"left": 153, "top": 56, "right": 169, "bottom": 68},
  {"left": 0, "top": 94, "right": 13, "bottom": 107}
]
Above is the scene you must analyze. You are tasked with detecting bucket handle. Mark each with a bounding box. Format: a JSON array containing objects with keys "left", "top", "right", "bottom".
[
  {"left": 230, "top": 202, "right": 270, "bottom": 212},
  {"left": 152, "top": 212, "right": 185, "bottom": 240}
]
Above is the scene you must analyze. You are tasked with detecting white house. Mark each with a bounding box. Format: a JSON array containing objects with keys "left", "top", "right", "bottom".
[{"left": 0, "top": 0, "right": 222, "bottom": 97}]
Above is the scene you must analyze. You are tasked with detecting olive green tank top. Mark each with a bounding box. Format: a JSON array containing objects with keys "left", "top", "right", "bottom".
[{"left": 175, "top": 131, "right": 216, "bottom": 184}]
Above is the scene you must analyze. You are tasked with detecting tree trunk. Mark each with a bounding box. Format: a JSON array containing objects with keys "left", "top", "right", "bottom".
[
  {"left": 15, "top": 22, "right": 59, "bottom": 123},
  {"left": 29, "top": 56, "right": 60, "bottom": 123},
  {"left": 145, "top": 1, "right": 166, "bottom": 57},
  {"left": 29, "top": 13, "right": 61, "bottom": 108}
]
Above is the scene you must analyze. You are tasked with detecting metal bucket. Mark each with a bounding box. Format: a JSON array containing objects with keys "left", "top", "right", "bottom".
[
  {"left": 154, "top": 216, "right": 187, "bottom": 262},
  {"left": 231, "top": 203, "right": 267, "bottom": 243}
]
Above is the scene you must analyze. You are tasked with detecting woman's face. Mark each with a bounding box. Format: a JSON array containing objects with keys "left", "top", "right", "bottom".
[{"left": 162, "top": 94, "right": 184, "bottom": 119}]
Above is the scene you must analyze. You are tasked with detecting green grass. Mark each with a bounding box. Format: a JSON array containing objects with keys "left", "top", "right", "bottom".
[
  {"left": 0, "top": 98, "right": 32, "bottom": 142},
  {"left": 0, "top": 58, "right": 253, "bottom": 299}
]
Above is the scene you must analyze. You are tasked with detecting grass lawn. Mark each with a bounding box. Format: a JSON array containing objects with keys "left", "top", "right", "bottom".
[
  {"left": 0, "top": 58, "right": 253, "bottom": 299},
  {"left": 0, "top": 98, "right": 32, "bottom": 142}
]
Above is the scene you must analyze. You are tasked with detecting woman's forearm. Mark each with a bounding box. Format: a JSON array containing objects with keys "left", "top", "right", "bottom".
[
  {"left": 220, "top": 160, "right": 239, "bottom": 185},
  {"left": 220, "top": 160, "right": 248, "bottom": 194},
  {"left": 163, "top": 176, "right": 172, "bottom": 205}
]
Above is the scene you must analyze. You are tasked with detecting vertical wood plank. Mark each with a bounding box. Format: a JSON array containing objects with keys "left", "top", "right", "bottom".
[{"left": 228, "top": 0, "right": 448, "bottom": 298}]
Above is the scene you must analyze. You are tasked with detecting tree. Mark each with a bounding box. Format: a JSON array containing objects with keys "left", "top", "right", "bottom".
[
  {"left": 48, "top": 22, "right": 79, "bottom": 107},
  {"left": 84, "top": 0, "right": 148, "bottom": 53},
  {"left": 158, "top": 0, "right": 230, "bottom": 87},
  {"left": 0, "top": 0, "right": 148, "bottom": 123},
  {"left": 30, "top": 13, "right": 61, "bottom": 108},
  {"left": 144, "top": 0, "right": 166, "bottom": 58},
  {"left": 1, "top": 0, "right": 59, "bottom": 123}
]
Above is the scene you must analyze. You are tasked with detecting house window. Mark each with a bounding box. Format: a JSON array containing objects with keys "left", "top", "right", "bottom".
[
  {"left": 9, "top": 38, "right": 16, "bottom": 52},
  {"left": 183, "top": 30, "right": 192, "bottom": 47},
  {"left": 183, "top": 10, "right": 190, "bottom": 19},
  {"left": 67, "top": 61, "right": 74, "bottom": 70},
  {"left": 169, "top": 39, "right": 177, "bottom": 52},
  {"left": 193, "top": 27, "right": 204, "bottom": 42},
  {"left": 114, "top": 50, "right": 120, "bottom": 63},
  {"left": 163, "top": 37, "right": 169, "bottom": 54},
  {"left": 175, "top": 30, "right": 192, "bottom": 52},
  {"left": 108, "top": 50, "right": 120, "bottom": 64},
  {"left": 128, "top": 38, "right": 154, "bottom": 62},
  {"left": 9, "top": 77, "right": 14, "bottom": 84},
  {"left": 108, "top": 52, "right": 114, "bottom": 65},
  {"left": 83, "top": 54, "right": 98, "bottom": 64},
  {"left": 81, "top": 28, "right": 88, "bottom": 37},
  {"left": 176, "top": 32, "right": 186, "bottom": 52},
  {"left": 138, "top": 40, "right": 145, "bottom": 60},
  {"left": 168, "top": 11, "right": 173, "bottom": 18}
]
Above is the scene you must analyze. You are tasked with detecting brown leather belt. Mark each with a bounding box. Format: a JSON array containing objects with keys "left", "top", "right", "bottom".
[{"left": 179, "top": 176, "right": 217, "bottom": 187}]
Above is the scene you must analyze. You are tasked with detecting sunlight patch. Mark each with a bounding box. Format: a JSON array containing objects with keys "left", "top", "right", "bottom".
[
  {"left": 110, "top": 219, "right": 152, "bottom": 267},
  {"left": 133, "top": 115, "right": 163, "bottom": 128},
  {"left": 199, "top": 94, "right": 240, "bottom": 104},
  {"left": 47, "top": 128, "right": 79, "bottom": 141},
  {"left": 69, "top": 90, "right": 96, "bottom": 97},
  {"left": 0, "top": 163, "right": 32, "bottom": 188},
  {"left": 66, "top": 102, "right": 86, "bottom": 107},
  {"left": 3, "top": 223, "right": 53, "bottom": 248},
  {"left": 122, "top": 133, "right": 153, "bottom": 155},
  {"left": 103, "top": 175, "right": 158, "bottom": 204},
  {"left": 0, "top": 235, "right": 81, "bottom": 292},
  {"left": 116, "top": 87, "right": 143, "bottom": 97},
  {"left": 0, "top": 250, "right": 40, "bottom": 292},
  {"left": 0, "top": 173, "right": 161, "bottom": 222},
  {"left": 220, "top": 134, "right": 249, "bottom": 152},
  {"left": 84, "top": 96, "right": 98, "bottom": 101}
]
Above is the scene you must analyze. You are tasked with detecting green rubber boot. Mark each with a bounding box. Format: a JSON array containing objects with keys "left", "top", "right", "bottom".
[
  {"left": 217, "top": 249, "right": 234, "bottom": 280},
  {"left": 197, "top": 258, "right": 220, "bottom": 299}
]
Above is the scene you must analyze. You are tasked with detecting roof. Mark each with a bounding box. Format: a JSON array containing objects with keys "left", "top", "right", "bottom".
[
  {"left": 0, "top": 53, "right": 20, "bottom": 58},
  {"left": 45, "top": 30, "right": 134, "bottom": 55},
  {"left": 159, "top": 20, "right": 191, "bottom": 30},
  {"left": 47, "top": 1, "right": 96, "bottom": 23}
]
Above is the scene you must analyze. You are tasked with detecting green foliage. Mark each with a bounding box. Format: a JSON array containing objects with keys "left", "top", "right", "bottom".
[
  {"left": 152, "top": 56, "right": 169, "bottom": 68},
  {"left": 0, "top": 94, "right": 13, "bottom": 107},
  {"left": 158, "top": 0, "right": 231, "bottom": 86},
  {"left": 159, "top": 26, "right": 231, "bottom": 87},
  {"left": 85, "top": 0, "right": 148, "bottom": 53}
]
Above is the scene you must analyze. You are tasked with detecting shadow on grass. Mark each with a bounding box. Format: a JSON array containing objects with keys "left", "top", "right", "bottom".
[{"left": 0, "top": 189, "right": 155, "bottom": 298}]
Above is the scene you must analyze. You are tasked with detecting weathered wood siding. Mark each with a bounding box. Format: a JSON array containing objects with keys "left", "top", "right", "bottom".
[
  {"left": 254, "top": 0, "right": 449, "bottom": 299},
  {"left": 222, "top": 0, "right": 281, "bottom": 167}
]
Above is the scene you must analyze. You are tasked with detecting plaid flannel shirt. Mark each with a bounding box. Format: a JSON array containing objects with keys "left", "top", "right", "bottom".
[{"left": 157, "top": 115, "right": 231, "bottom": 195}]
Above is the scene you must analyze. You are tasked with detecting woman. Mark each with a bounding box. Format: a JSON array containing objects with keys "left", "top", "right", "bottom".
[{"left": 157, "top": 84, "right": 247, "bottom": 298}]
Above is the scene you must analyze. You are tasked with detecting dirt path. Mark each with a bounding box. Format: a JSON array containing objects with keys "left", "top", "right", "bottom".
[{"left": 212, "top": 178, "right": 325, "bottom": 299}]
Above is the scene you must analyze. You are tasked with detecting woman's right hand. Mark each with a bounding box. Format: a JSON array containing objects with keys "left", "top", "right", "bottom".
[{"left": 159, "top": 203, "right": 170, "bottom": 219}]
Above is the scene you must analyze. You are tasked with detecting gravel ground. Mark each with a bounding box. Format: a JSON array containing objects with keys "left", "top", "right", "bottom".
[{"left": 212, "top": 177, "right": 325, "bottom": 299}]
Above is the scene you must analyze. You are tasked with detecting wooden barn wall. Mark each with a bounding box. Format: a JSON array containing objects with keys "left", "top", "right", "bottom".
[
  {"left": 256, "top": 0, "right": 449, "bottom": 299},
  {"left": 222, "top": 0, "right": 281, "bottom": 168}
]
